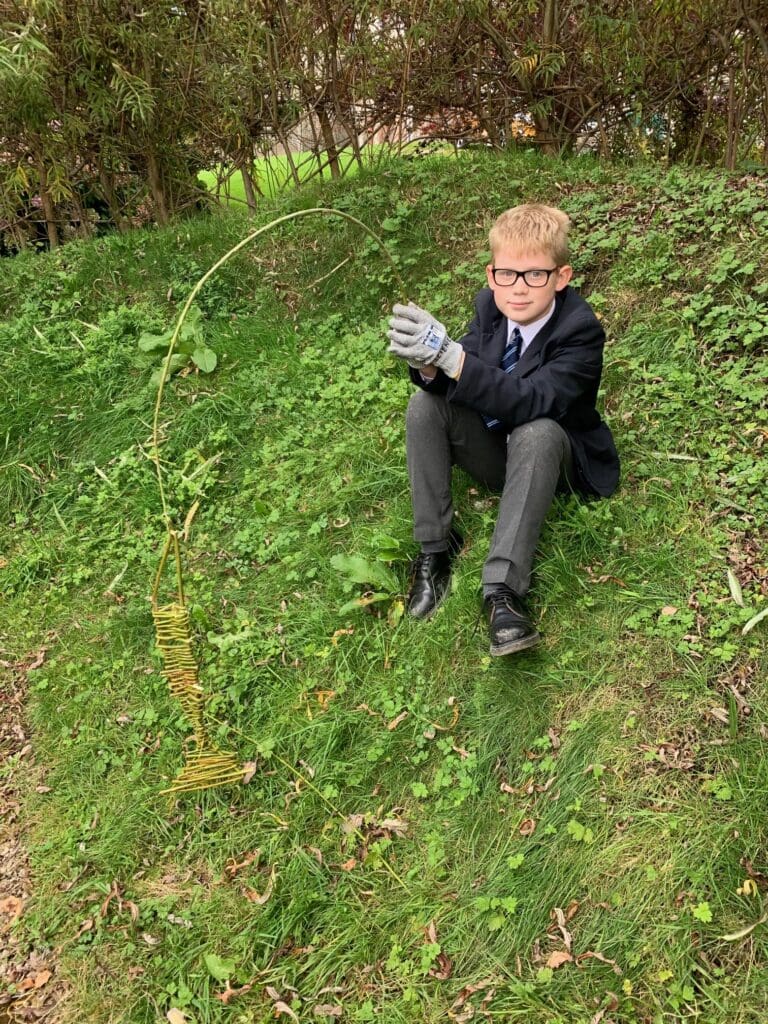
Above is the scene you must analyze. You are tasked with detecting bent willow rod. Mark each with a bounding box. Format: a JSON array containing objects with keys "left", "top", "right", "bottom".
[{"left": 150, "top": 207, "right": 404, "bottom": 793}]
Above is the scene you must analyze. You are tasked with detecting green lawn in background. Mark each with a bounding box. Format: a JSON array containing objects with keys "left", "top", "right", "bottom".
[
  {"left": 198, "top": 151, "right": 362, "bottom": 204},
  {"left": 1, "top": 150, "right": 767, "bottom": 1024},
  {"left": 198, "top": 143, "right": 452, "bottom": 203}
]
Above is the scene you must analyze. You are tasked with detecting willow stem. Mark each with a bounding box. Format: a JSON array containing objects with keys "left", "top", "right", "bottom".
[{"left": 151, "top": 208, "right": 406, "bottom": 526}]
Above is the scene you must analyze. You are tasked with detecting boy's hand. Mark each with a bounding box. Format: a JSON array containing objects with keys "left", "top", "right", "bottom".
[{"left": 387, "top": 303, "right": 464, "bottom": 379}]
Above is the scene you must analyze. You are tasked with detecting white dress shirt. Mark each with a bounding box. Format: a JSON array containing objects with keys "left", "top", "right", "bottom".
[{"left": 509, "top": 298, "right": 556, "bottom": 357}]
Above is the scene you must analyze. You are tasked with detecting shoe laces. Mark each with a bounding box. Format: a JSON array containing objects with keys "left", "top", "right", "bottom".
[
  {"left": 487, "top": 588, "right": 523, "bottom": 622},
  {"left": 411, "top": 550, "right": 445, "bottom": 578}
]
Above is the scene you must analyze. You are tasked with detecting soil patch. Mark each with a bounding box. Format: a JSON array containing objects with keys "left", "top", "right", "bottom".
[{"left": 0, "top": 651, "right": 66, "bottom": 1022}]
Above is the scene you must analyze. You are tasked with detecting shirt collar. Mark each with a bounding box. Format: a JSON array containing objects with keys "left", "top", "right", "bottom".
[{"left": 507, "top": 299, "right": 556, "bottom": 352}]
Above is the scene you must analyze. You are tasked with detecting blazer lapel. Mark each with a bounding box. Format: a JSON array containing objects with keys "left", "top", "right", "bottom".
[
  {"left": 481, "top": 315, "right": 508, "bottom": 367},
  {"left": 515, "top": 291, "right": 566, "bottom": 373}
]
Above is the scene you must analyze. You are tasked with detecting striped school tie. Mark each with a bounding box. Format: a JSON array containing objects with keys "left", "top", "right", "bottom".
[{"left": 483, "top": 326, "right": 522, "bottom": 430}]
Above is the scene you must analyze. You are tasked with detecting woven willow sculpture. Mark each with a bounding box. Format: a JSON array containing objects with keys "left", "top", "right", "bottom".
[
  {"left": 151, "top": 532, "right": 243, "bottom": 793},
  {"left": 150, "top": 208, "right": 403, "bottom": 794}
]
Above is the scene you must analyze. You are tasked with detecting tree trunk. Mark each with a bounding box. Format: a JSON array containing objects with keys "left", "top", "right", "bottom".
[
  {"left": 317, "top": 101, "right": 341, "bottom": 178},
  {"left": 98, "top": 165, "right": 128, "bottom": 231},
  {"left": 146, "top": 147, "right": 170, "bottom": 224},
  {"left": 725, "top": 64, "right": 738, "bottom": 170},
  {"left": 72, "top": 190, "right": 93, "bottom": 239},
  {"left": 239, "top": 153, "right": 261, "bottom": 212},
  {"left": 543, "top": 0, "right": 558, "bottom": 47},
  {"left": 332, "top": 102, "right": 362, "bottom": 168},
  {"left": 34, "top": 152, "right": 59, "bottom": 249}
]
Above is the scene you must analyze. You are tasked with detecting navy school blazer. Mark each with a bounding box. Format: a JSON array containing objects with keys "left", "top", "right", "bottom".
[{"left": 409, "top": 286, "right": 620, "bottom": 497}]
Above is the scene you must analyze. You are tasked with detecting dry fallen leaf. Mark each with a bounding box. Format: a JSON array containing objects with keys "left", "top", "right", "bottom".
[
  {"left": 355, "top": 703, "right": 380, "bottom": 718},
  {"left": 215, "top": 981, "right": 253, "bottom": 1004},
  {"left": 167, "top": 913, "right": 191, "bottom": 928},
  {"left": 480, "top": 987, "right": 496, "bottom": 1012},
  {"left": 565, "top": 899, "right": 580, "bottom": 921},
  {"left": 519, "top": 818, "right": 537, "bottom": 836},
  {"left": 313, "top": 1005, "right": 343, "bottom": 1017},
  {"left": 545, "top": 950, "right": 573, "bottom": 969},
  {"left": 576, "top": 950, "right": 622, "bottom": 974},
  {"left": 387, "top": 710, "right": 409, "bottom": 730},
  {"left": 450, "top": 1010, "right": 474, "bottom": 1023},
  {"left": 378, "top": 818, "right": 408, "bottom": 838},
  {"left": 342, "top": 813, "right": 365, "bottom": 833},
  {"left": 431, "top": 699, "right": 460, "bottom": 731},
  {"left": 167, "top": 1010, "right": 188, "bottom": 1024},
  {"left": 242, "top": 866, "right": 276, "bottom": 905},
  {"left": 450, "top": 976, "right": 496, "bottom": 1013},
  {"left": 0, "top": 895, "right": 24, "bottom": 920},
  {"left": 225, "top": 849, "right": 261, "bottom": 878},
  {"left": 548, "top": 903, "right": 578, "bottom": 949},
  {"left": 660, "top": 605, "right": 678, "bottom": 616},
  {"left": 273, "top": 1000, "right": 300, "bottom": 1022},
  {"left": 429, "top": 952, "right": 454, "bottom": 980},
  {"left": 420, "top": 921, "right": 453, "bottom": 979},
  {"left": 340, "top": 857, "right": 357, "bottom": 872},
  {"left": 26, "top": 648, "right": 47, "bottom": 670}
]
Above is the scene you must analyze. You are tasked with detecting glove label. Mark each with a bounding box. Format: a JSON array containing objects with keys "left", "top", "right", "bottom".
[{"left": 422, "top": 322, "right": 446, "bottom": 351}]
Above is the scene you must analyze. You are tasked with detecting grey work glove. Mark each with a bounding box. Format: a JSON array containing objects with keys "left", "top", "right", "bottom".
[{"left": 387, "top": 303, "right": 464, "bottom": 379}]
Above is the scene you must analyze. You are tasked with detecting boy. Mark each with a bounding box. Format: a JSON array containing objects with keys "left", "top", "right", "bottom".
[{"left": 387, "top": 203, "right": 619, "bottom": 656}]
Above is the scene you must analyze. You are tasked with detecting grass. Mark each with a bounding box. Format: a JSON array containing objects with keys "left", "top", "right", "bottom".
[
  {"left": 198, "top": 150, "right": 366, "bottom": 205},
  {"left": 198, "top": 142, "right": 450, "bottom": 205},
  {"left": 1, "top": 149, "right": 767, "bottom": 1023}
]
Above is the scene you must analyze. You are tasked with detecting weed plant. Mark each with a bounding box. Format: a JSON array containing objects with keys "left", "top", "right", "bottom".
[{"left": 1, "top": 150, "right": 767, "bottom": 1023}]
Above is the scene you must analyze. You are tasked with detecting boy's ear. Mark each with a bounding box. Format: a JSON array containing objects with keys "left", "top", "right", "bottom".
[
  {"left": 486, "top": 263, "right": 495, "bottom": 289},
  {"left": 555, "top": 264, "right": 573, "bottom": 290}
]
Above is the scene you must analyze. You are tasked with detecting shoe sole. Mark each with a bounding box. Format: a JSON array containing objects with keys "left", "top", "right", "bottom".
[{"left": 490, "top": 631, "right": 542, "bottom": 656}]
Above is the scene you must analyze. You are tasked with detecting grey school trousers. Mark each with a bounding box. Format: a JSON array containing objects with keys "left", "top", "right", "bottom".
[{"left": 406, "top": 390, "right": 574, "bottom": 596}]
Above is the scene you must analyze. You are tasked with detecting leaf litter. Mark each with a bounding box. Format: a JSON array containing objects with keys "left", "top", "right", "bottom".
[{"left": 0, "top": 651, "right": 65, "bottom": 1023}]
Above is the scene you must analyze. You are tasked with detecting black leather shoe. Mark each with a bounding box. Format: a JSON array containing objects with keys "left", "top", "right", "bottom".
[
  {"left": 406, "top": 529, "right": 463, "bottom": 620},
  {"left": 484, "top": 586, "right": 541, "bottom": 656}
]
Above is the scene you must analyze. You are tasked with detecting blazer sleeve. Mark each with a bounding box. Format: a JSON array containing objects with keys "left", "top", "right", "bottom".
[{"left": 448, "top": 314, "right": 605, "bottom": 429}]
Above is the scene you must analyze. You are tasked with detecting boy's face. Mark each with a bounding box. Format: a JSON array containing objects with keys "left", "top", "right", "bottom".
[{"left": 486, "top": 245, "right": 572, "bottom": 325}]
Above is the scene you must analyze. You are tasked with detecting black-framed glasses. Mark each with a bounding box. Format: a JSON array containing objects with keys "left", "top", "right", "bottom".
[{"left": 491, "top": 267, "right": 558, "bottom": 287}]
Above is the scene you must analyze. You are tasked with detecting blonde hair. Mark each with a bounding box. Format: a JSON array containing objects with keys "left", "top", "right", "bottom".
[{"left": 489, "top": 204, "right": 571, "bottom": 266}]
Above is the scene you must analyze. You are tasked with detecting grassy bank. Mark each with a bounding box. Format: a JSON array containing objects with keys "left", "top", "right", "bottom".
[{"left": 1, "top": 150, "right": 767, "bottom": 1023}]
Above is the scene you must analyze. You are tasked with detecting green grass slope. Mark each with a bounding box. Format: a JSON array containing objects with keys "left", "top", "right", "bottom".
[{"left": 1, "top": 151, "right": 767, "bottom": 1024}]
